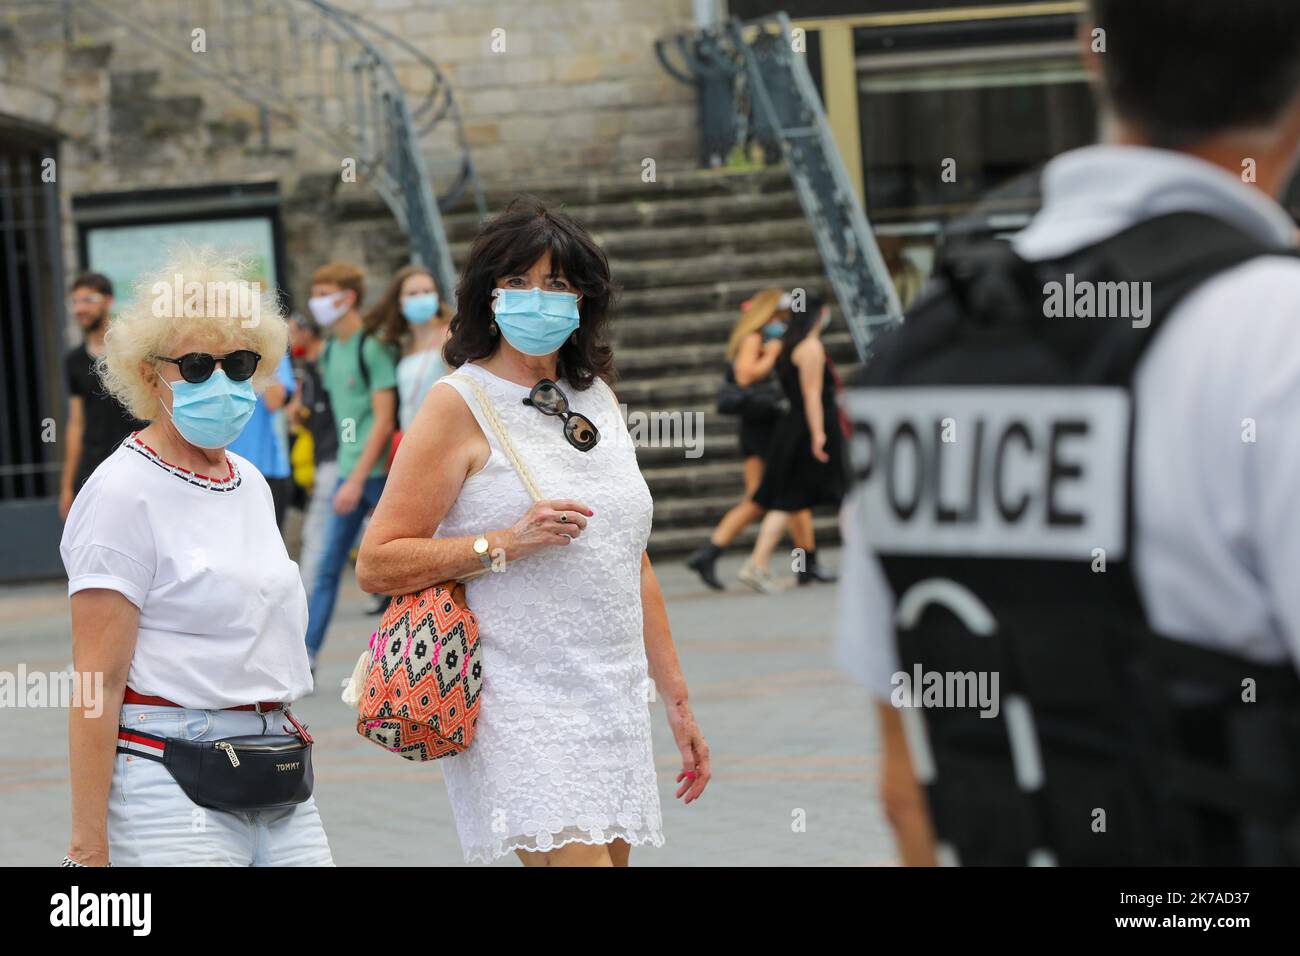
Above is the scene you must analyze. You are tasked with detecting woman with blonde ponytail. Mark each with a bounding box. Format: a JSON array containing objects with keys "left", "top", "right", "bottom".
[{"left": 686, "top": 288, "right": 821, "bottom": 591}]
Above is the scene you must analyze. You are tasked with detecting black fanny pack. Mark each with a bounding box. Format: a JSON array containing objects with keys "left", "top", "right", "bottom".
[{"left": 117, "top": 709, "right": 314, "bottom": 812}]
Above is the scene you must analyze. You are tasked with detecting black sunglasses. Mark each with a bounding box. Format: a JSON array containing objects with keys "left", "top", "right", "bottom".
[
  {"left": 154, "top": 349, "right": 262, "bottom": 384},
  {"left": 522, "top": 379, "right": 599, "bottom": 452}
]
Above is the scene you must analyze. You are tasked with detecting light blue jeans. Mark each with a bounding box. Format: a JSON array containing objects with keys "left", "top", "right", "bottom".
[
  {"left": 297, "top": 459, "right": 339, "bottom": 591},
  {"left": 108, "top": 703, "right": 335, "bottom": 866}
]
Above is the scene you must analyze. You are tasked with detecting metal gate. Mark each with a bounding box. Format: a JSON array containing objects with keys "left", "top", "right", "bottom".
[{"left": 0, "top": 126, "right": 67, "bottom": 579}]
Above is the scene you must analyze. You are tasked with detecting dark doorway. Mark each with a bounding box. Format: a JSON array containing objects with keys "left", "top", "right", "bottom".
[{"left": 0, "top": 119, "right": 67, "bottom": 580}]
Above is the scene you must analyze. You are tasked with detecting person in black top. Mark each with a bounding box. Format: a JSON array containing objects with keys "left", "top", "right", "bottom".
[
  {"left": 59, "top": 272, "right": 146, "bottom": 520},
  {"left": 740, "top": 295, "right": 848, "bottom": 592}
]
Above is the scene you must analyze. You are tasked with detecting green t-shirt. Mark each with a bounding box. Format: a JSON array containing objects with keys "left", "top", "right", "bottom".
[{"left": 322, "top": 330, "right": 399, "bottom": 479}]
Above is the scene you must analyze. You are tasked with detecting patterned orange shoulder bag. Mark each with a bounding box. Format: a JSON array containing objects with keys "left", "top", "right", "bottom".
[{"left": 344, "top": 373, "right": 543, "bottom": 761}]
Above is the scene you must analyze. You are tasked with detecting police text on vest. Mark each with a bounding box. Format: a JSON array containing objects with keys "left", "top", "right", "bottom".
[{"left": 845, "top": 387, "right": 1128, "bottom": 560}]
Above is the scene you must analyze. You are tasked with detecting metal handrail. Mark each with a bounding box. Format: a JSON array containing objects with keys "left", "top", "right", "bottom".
[
  {"left": 320, "top": 0, "right": 486, "bottom": 217},
  {"left": 657, "top": 13, "right": 904, "bottom": 358},
  {"left": 55, "top": 0, "right": 482, "bottom": 303}
]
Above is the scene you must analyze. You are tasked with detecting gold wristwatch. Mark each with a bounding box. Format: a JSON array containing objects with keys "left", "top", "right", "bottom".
[{"left": 473, "top": 534, "right": 492, "bottom": 570}]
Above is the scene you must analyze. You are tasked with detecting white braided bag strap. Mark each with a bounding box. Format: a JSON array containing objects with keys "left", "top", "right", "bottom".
[{"left": 460, "top": 374, "right": 543, "bottom": 503}]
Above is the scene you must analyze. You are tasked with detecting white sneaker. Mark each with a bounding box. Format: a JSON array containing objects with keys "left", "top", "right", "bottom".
[{"left": 739, "top": 560, "right": 781, "bottom": 594}]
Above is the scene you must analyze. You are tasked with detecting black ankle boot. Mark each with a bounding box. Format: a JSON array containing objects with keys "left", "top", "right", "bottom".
[
  {"left": 686, "top": 542, "right": 726, "bottom": 591},
  {"left": 798, "top": 549, "right": 837, "bottom": 585}
]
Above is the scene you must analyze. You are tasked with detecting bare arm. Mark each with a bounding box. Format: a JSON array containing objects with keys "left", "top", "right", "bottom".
[
  {"left": 877, "top": 701, "right": 938, "bottom": 865},
  {"left": 261, "top": 382, "right": 288, "bottom": 413},
  {"left": 794, "top": 338, "right": 827, "bottom": 440},
  {"left": 641, "top": 551, "right": 685, "bottom": 704},
  {"left": 60, "top": 397, "right": 85, "bottom": 519},
  {"left": 68, "top": 589, "right": 139, "bottom": 866},
  {"left": 285, "top": 366, "right": 308, "bottom": 433},
  {"left": 356, "top": 382, "right": 591, "bottom": 595},
  {"left": 284, "top": 391, "right": 304, "bottom": 435},
  {"left": 640, "top": 551, "right": 710, "bottom": 803},
  {"left": 733, "top": 332, "right": 781, "bottom": 386}
]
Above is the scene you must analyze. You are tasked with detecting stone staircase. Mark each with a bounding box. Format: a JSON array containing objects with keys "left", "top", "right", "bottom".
[{"left": 440, "top": 166, "right": 859, "bottom": 558}]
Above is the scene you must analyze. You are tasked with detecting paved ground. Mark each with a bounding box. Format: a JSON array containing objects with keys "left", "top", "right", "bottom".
[{"left": 0, "top": 546, "right": 894, "bottom": 866}]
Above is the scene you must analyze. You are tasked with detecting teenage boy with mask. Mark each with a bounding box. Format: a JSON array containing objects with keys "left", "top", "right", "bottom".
[
  {"left": 302, "top": 261, "right": 397, "bottom": 670},
  {"left": 60, "top": 272, "right": 145, "bottom": 520}
]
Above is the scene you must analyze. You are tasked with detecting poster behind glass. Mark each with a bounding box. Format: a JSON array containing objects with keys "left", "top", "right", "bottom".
[{"left": 84, "top": 216, "right": 278, "bottom": 309}]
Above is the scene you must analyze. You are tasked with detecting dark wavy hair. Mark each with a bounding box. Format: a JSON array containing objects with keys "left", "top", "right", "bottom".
[{"left": 443, "top": 195, "right": 616, "bottom": 390}]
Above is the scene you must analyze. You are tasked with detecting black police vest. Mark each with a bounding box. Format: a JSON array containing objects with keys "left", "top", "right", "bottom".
[{"left": 847, "top": 211, "right": 1300, "bottom": 865}]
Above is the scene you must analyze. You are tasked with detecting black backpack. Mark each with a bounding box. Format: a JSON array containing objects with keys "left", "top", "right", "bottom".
[{"left": 847, "top": 210, "right": 1300, "bottom": 865}]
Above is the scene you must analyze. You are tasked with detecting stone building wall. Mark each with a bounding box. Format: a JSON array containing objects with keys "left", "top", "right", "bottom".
[
  {"left": 0, "top": 0, "right": 700, "bottom": 314},
  {"left": 353, "top": 0, "right": 701, "bottom": 181}
]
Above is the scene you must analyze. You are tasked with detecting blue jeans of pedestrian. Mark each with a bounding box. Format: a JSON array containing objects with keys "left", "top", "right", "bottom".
[
  {"left": 110, "top": 703, "right": 334, "bottom": 866},
  {"left": 304, "top": 473, "right": 387, "bottom": 660}
]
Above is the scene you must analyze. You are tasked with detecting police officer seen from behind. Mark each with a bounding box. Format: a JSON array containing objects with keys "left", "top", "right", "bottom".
[{"left": 838, "top": 0, "right": 1300, "bottom": 865}]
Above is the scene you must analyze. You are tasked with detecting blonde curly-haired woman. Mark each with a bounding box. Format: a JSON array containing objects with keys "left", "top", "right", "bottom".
[{"left": 59, "top": 248, "right": 333, "bottom": 867}]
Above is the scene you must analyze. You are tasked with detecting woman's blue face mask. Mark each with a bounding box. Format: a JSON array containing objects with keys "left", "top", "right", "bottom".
[
  {"left": 491, "top": 287, "right": 581, "bottom": 356},
  {"left": 157, "top": 369, "right": 257, "bottom": 449},
  {"left": 401, "top": 292, "right": 440, "bottom": 324}
]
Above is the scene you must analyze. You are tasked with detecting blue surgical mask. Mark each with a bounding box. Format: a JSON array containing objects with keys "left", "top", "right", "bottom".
[
  {"left": 157, "top": 369, "right": 258, "bottom": 450},
  {"left": 491, "top": 287, "right": 580, "bottom": 356},
  {"left": 763, "top": 320, "right": 787, "bottom": 340},
  {"left": 401, "top": 293, "right": 440, "bottom": 325}
]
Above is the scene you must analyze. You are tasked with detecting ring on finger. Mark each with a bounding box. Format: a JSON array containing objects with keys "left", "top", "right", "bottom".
[{"left": 558, "top": 512, "right": 569, "bottom": 523}]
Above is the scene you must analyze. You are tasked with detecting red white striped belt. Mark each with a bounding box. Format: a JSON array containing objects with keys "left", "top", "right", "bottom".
[
  {"left": 117, "top": 688, "right": 313, "bottom": 758},
  {"left": 116, "top": 728, "right": 170, "bottom": 761}
]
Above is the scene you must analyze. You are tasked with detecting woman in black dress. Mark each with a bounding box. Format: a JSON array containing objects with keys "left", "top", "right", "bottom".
[
  {"left": 740, "top": 294, "right": 847, "bottom": 592},
  {"left": 688, "top": 289, "right": 788, "bottom": 588}
]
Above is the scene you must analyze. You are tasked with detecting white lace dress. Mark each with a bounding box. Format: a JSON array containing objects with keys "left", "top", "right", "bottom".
[{"left": 434, "top": 362, "right": 664, "bottom": 862}]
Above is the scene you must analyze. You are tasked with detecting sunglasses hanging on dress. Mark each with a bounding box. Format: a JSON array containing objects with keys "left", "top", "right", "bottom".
[{"left": 522, "top": 379, "right": 600, "bottom": 452}]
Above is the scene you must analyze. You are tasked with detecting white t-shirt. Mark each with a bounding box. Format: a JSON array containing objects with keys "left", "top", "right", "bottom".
[
  {"left": 60, "top": 433, "right": 313, "bottom": 709},
  {"left": 838, "top": 145, "right": 1300, "bottom": 698}
]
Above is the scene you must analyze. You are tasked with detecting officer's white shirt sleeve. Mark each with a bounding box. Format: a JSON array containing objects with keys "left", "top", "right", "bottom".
[
  {"left": 835, "top": 485, "right": 900, "bottom": 700},
  {"left": 1246, "top": 280, "right": 1300, "bottom": 667},
  {"left": 1133, "top": 256, "right": 1300, "bottom": 669}
]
